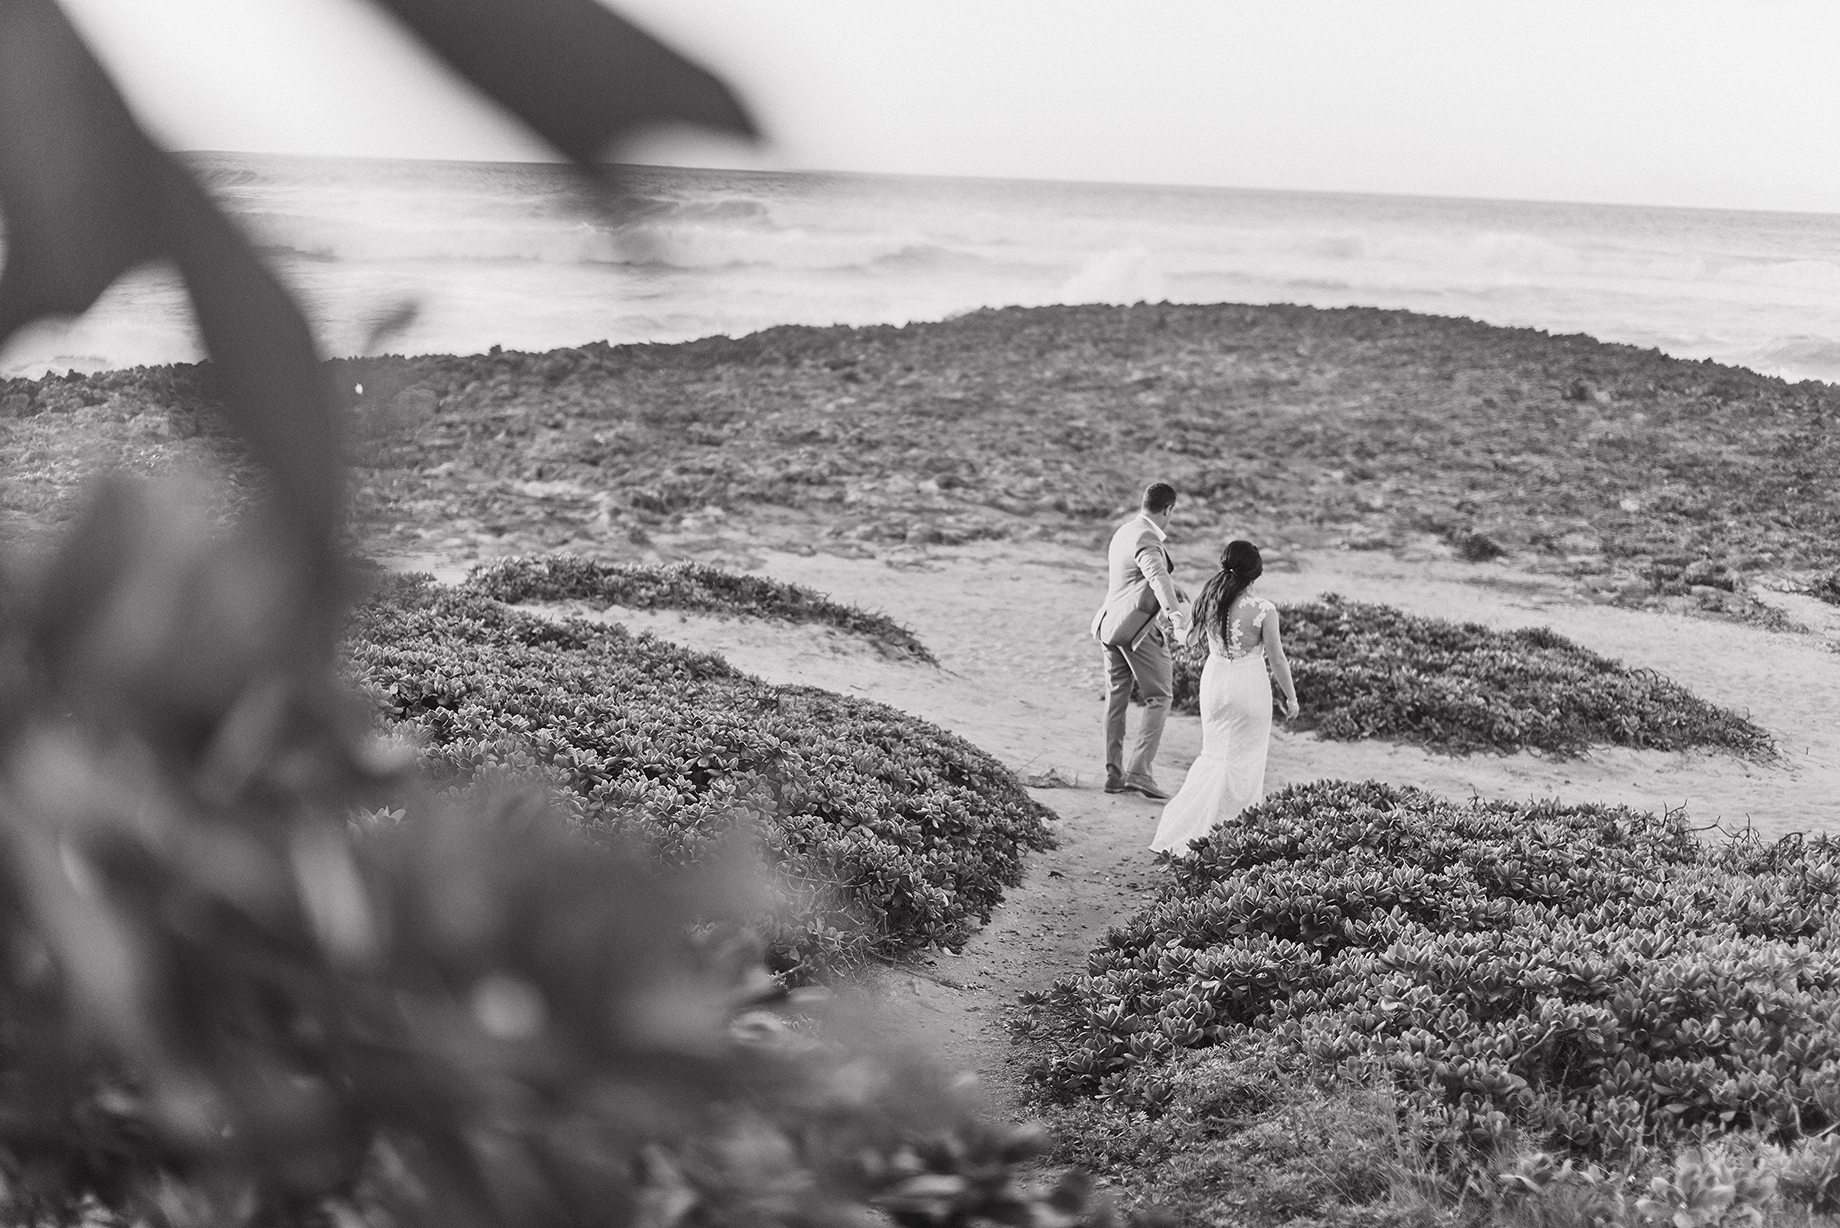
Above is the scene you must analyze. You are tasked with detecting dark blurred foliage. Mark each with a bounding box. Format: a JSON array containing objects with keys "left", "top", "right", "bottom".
[
  {"left": 372, "top": 0, "right": 755, "bottom": 164},
  {"left": 0, "top": 3, "right": 1154, "bottom": 1225}
]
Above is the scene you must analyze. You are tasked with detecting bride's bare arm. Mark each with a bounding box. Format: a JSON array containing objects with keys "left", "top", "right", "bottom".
[{"left": 1264, "top": 606, "right": 1300, "bottom": 718}]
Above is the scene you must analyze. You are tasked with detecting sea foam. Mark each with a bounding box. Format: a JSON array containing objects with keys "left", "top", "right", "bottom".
[{"left": 2, "top": 153, "right": 1838, "bottom": 383}]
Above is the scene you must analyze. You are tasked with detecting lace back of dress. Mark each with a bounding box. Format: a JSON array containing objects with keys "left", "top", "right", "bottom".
[{"left": 1218, "top": 597, "right": 1269, "bottom": 661}]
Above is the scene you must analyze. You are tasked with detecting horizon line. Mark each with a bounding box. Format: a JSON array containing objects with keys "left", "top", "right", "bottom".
[{"left": 171, "top": 148, "right": 1840, "bottom": 222}]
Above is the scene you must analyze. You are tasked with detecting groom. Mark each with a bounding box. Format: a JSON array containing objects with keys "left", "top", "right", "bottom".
[{"left": 1092, "top": 481, "right": 1188, "bottom": 799}]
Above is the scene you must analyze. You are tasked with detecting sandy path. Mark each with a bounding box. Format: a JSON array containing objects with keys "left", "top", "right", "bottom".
[
  {"left": 496, "top": 537, "right": 1840, "bottom": 1119},
  {"left": 640, "top": 540, "right": 1838, "bottom": 836}
]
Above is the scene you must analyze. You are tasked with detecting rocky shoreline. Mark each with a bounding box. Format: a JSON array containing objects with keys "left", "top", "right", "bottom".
[{"left": 3, "top": 302, "right": 1835, "bottom": 620}]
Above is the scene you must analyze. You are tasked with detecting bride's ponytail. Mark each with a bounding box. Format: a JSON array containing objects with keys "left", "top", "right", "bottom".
[{"left": 1190, "top": 540, "right": 1264, "bottom": 651}]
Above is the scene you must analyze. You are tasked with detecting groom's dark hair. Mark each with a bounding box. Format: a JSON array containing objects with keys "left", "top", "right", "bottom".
[{"left": 1142, "top": 482, "right": 1178, "bottom": 514}]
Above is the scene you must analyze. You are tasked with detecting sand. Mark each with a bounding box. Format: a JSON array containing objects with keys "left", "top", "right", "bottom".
[{"left": 477, "top": 531, "right": 1840, "bottom": 1120}]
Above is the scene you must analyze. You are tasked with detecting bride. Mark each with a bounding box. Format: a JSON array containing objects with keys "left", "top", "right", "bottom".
[{"left": 1150, "top": 540, "right": 1299, "bottom": 854}]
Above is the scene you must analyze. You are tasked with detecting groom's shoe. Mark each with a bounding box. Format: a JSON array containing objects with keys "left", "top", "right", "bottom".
[
  {"left": 1104, "top": 769, "right": 1130, "bottom": 794},
  {"left": 1125, "top": 775, "right": 1171, "bottom": 800}
]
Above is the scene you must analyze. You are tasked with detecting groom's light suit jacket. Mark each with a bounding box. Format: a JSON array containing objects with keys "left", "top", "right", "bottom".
[{"left": 1091, "top": 513, "right": 1183, "bottom": 651}]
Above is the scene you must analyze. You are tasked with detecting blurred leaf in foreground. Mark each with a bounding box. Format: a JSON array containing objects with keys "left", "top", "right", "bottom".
[
  {"left": 373, "top": 0, "right": 755, "bottom": 165},
  {"left": 0, "top": 3, "right": 1151, "bottom": 1225},
  {"left": 0, "top": 0, "right": 338, "bottom": 607}
]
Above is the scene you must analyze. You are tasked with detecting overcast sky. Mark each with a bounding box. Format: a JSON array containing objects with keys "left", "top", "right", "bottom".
[{"left": 56, "top": 0, "right": 1840, "bottom": 214}]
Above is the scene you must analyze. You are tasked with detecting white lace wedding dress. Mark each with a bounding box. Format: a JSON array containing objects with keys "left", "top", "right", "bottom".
[{"left": 1150, "top": 597, "right": 1275, "bottom": 854}]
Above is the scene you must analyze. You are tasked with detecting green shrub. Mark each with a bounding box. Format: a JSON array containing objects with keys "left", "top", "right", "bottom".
[
  {"left": 1806, "top": 569, "right": 1840, "bottom": 607},
  {"left": 1020, "top": 781, "right": 1840, "bottom": 1173},
  {"left": 1772, "top": 1134, "right": 1840, "bottom": 1216},
  {"left": 346, "top": 574, "right": 1049, "bottom": 981},
  {"left": 1495, "top": 1150, "right": 1632, "bottom": 1228},
  {"left": 1452, "top": 530, "right": 1508, "bottom": 563},
  {"left": 466, "top": 554, "right": 937, "bottom": 663},
  {"left": 1169, "top": 596, "right": 1771, "bottom": 758}
]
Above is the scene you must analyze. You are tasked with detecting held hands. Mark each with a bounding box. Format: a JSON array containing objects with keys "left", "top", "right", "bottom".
[{"left": 1282, "top": 694, "right": 1300, "bottom": 720}]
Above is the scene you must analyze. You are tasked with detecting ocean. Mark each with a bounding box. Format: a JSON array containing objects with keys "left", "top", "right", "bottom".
[{"left": 5, "top": 151, "right": 1840, "bottom": 384}]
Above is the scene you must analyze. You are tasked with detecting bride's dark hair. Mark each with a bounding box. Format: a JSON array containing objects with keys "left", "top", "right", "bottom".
[{"left": 1189, "top": 540, "right": 1264, "bottom": 651}]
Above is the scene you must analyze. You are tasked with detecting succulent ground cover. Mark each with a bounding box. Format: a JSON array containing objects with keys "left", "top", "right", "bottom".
[
  {"left": 465, "top": 552, "right": 936, "bottom": 662},
  {"left": 1013, "top": 780, "right": 1840, "bottom": 1222},
  {"left": 1040, "top": 1058, "right": 1840, "bottom": 1228},
  {"left": 1167, "top": 596, "right": 1772, "bottom": 758},
  {"left": 5, "top": 304, "right": 1836, "bottom": 615},
  {"left": 345, "top": 574, "right": 1052, "bottom": 981}
]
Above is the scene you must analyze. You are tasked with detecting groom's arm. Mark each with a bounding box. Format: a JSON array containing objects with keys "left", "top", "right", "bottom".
[{"left": 1136, "top": 546, "right": 1184, "bottom": 619}]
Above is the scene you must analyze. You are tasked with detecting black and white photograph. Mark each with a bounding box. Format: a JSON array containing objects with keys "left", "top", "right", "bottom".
[{"left": 0, "top": 2, "right": 1837, "bottom": 1225}]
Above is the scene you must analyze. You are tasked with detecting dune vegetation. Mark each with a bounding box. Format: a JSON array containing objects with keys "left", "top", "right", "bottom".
[
  {"left": 465, "top": 552, "right": 936, "bottom": 661},
  {"left": 1168, "top": 596, "right": 1773, "bottom": 758},
  {"left": 347, "top": 573, "right": 1047, "bottom": 982},
  {"left": 1014, "top": 781, "right": 1840, "bottom": 1226}
]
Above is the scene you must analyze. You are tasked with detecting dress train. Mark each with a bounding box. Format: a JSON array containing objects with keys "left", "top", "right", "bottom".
[{"left": 1149, "top": 645, "right": 1272, "bottom": 854}]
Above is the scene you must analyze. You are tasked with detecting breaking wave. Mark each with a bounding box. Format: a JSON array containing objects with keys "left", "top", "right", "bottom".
[
  {"left": 1748, "top": 335, "right": 1840, "bottom": 383},
  {"left": 244, "top": 193, "right": 984, "bottom": 276},
  {"left": 1059, "top": 248, "right": 1168, "bottom": 305},
  {"left": 11, "top": 153, "right": 1840, "bottom": 383}
]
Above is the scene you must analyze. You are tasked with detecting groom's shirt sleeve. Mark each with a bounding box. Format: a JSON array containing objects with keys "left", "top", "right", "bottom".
[{"left": 1136, "top": 546, "right": 1182, "bottom": 616}]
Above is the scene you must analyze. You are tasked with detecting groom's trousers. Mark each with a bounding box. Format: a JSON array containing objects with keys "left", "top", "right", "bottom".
[{"left": 1102, "top": 626, "right": 1173, "bottom": 787}]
